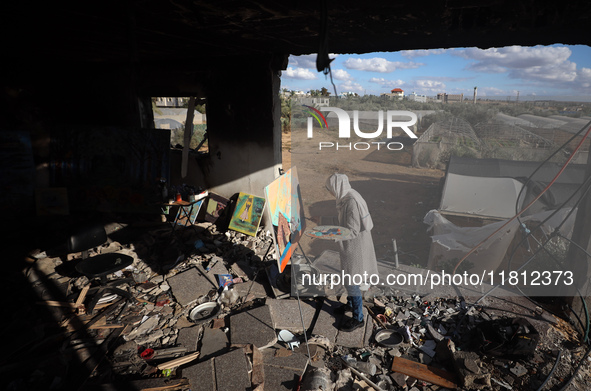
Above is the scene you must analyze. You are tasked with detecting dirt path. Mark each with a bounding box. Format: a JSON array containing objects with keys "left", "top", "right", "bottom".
[{"left": 282, "top": 126, "right": 444, "bottom": 266}]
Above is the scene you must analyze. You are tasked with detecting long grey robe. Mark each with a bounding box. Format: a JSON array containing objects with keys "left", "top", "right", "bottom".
[{"left": 325, "top": 174, "right": 379, "bottom": 279}]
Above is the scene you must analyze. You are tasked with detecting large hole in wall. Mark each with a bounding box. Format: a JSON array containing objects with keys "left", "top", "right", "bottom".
[
  {"left": 152, "top": 96, "right": 209, "bottom": 154},
  {"left": 283, "top": 45, "right": 591, "bottom": 275}
]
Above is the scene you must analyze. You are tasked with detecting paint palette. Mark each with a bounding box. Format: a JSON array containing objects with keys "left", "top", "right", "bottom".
[{"left": 304, "top": 225, "right": 351, "bottom": 240}]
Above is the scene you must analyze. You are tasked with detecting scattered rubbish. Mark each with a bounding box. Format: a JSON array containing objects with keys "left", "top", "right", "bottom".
[
  {"left": 140, "top": 348, "right": 155, "bottom": 360},
  {"left": 374, "top": 329, "right": 404, "bottom": 348},
  {"left": 473, "top": 317, "right": 539, "bottom": 357},
  {"left": 391, "top": 356, "right": 458, "bottom": 389},
  {"left": 277, "top": 329, "right": 300, "bottom": 350},
  {"left": 219, "top": 287, "right": 238, "bottom": 305},
  {"left": 189, "top": 302, "right": 220, "bottom": 324},
  {"left": 342, "top": 355, "right": 377, "bottom": 376},
  {"left": 156, "top": 351, "right": 200, "bottom": 370},
  {"left": 402, "top": 325, "right": 412, "bottom": 343},
  {"left": 216, "top": 273, "right": 234, "bottom": 288},
  {"left": 16, "top": 215, "right": 591, "bottom": 391},
  {"left": 300, "top": 366, "right": 334, "bottom": 391},
  {"left": 453, "top": 350, "right": 491, "bottom": 389},
  {"left": 341, "top": 356, "right": 386, "bottom": 391}
]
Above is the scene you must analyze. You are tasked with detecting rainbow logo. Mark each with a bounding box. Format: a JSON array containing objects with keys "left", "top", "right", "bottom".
[{"left": 302, "top": 105, "right": 328, "bottom": 129}]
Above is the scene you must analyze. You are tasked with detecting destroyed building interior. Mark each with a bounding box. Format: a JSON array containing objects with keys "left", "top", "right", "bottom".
[{"left": 2, "top": 1, "right": 591, "bottom": 390}]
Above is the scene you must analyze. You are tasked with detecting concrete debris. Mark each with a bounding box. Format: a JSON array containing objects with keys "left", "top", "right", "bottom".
[
  {"left": 230, "top": 304, "right": 276, "bottom": 348},
  {"left": 453, "top": 351, "right": 491, "bottom": 390},
  {"left": 12, "top": 218, "right": 591, "bottom": 391},
  {"left": 199, "top": 326, "right": 229, "bottom": 361},
  {"left": 167, "top": 267, "right": 216, "bottom": 306},
  {"left": 509, "top": 363, "right": 528, "bottom": 378},
  {"left": 300, "top": 366, "right": 334, "bottom": 391}
]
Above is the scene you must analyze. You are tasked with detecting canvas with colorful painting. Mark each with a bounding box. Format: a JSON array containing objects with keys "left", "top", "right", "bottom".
[
  {"left": 228, "top": 192, "right": 266, "bottom": 236},
  {"left": 174, "top": 199, "right": 204, "bottom": 226},
  {"left": 264, "top": 167, "right": 305, "bottom": 272},
  {"left": 205, "top": 193, "right": 229, "bottom": 223}
]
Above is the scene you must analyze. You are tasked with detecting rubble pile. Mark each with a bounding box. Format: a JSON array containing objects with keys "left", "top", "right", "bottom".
[{"left": 6, "top": 220, "right": 591, "bottom": 390}]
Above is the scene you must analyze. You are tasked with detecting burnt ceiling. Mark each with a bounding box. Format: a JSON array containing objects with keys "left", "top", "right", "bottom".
[{"left": 2, "top": 1, "right": 590, "bottom": 67}]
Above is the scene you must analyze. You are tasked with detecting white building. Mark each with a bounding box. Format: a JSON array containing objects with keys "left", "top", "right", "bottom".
[
  {"left": 407, "top": 92, "right": 427, "bottom": 103},
  {"left": 154, "top": 97, "right": 188, "bottom": 107},
  {"left": 296, "top": 97, "right": 330, "bottom": 107}
]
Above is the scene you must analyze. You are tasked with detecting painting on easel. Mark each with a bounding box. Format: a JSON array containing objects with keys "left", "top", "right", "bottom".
[
  {"left": 174, "top": 199, "right": 204, "bottom": 226},
  {"left": 228, "top": 192, "right": 266, "bottom": 236},
  {"left": 264, "top": 166, "right": 306, "bottom": 272}
]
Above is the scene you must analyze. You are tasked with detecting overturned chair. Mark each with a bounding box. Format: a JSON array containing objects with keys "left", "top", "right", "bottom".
[{"left": 68, "top": 223, "right": 134, "bottom": 314}]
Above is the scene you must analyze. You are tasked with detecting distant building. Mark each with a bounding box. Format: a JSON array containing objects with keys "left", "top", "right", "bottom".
[
  {"left": 406, "top": 92, "right": 427, "bottom": 103},
  {"left": 280, "top": 90, "right": 307, "bottom": 99},
  {"left": 153, "top": 108, "right": 206, "bottom": 128},
  {"left": 380, "top": 88, "right": 404, "bottom": 99},
  {"left": 155, "top": 97, "right": 188, "bottom": 107},
  {"left": 436, "top": 93, "right": 464, "bottom": 103},
  {"left": 296, "top": 97, "right": 329, "bottom": 107},
  {"left": 391, "top": 88, "right": 404, "bottom": 96}
]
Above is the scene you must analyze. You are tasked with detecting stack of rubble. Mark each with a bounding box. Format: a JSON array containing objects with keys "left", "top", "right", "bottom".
[{"left": 8, "top": 219, "right": 591, "bottom": 391}]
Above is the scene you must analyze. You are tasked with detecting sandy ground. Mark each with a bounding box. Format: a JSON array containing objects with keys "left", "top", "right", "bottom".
[{"left": 282, "top": 126, "right": 445, "bottom": 265}]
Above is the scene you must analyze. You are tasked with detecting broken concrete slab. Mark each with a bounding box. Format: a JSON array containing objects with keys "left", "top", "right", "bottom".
[
  {"left": 310, "top": 300, "right": 339, "bottom": 344},
  {"left": 233, "top": 280, "right": 269, "bottom": 301},
  {"left": 230, "top": 305, "right": 276, "bottom": 348},
  {"left": 176, "top": 326, "right": 200, "bottom": 352},
  {"left": 183, "top": 358, "right": 216, "bottom": 391},
  {"left": 199, "top": 326, "right": 229, "bottom": 361},
  {"left": 267, "top": 298, "right": 316, "bottom": 333},
  {"left": 167, "top": 267, "right": 216, "bottom": 307},
  {"left": 232, "top": 260, "right": 255, "bottom": 280},
  {"left": 215, "top": 348, "right": 252, "bottom": 391},
  {"left": 263, "top": 347, "right": 309, "bottom": 371},
  {"left": 262, "top": 347, "right": 308, "bottom": 391},
  {"left": 183, "top": 348, "right": 252, "bottom": 391},
  {"left": 453, "top": 351, "right": 491, "bottom": 390},
  {"left": 207, "top": 258, "right": 231, "bottom": 279},
  {"left": 263, "top": 365, "right": 302, "bottom": 391},
  {"left": 335, "top": 307, "right": 372, "bottom": 348}
]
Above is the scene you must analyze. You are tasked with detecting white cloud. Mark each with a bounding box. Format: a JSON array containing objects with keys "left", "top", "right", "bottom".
[
  {"left": 368, "top": 78, "right": 405, "bottom": 88},
  {"left": 339, "top": 81, "right": 364, "bottom": 93},
  {"left": 289, "top": 53, "right": 339, "bottom": 69},
  {"left": 289, "top": 54, "right": 316, "bottom": 69},
  {"left": 400, "top": 49, "right": 448, "bottom": 58},
  {"left": 479, "top": 87, "right": 507, "bottom": 96},
  {"left": 456, "top": 46, "right": 578, "bottom": 82},
  {"left": 415, "top": 80, "right": 446, "bottom": 90},
  {"left": 344, "top": 57, "right": 423, "bottom": 73},
  {"left": 332, "top": 69, "right": 353, "bottom": 81},
  {"left": 576, "top": 67, "right": 591, "bottom": 88},
  {"left": 282, "top": 67, "right": 318, "bottom": 80}
]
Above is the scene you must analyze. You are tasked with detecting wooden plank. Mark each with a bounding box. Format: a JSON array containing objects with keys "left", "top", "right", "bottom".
[
  {"left": 251, "top": 345, "right": 265, "bottom": 388},
  {"left": 156, "top": 352, "right": 200, "bottom": 370},
  {"left": 38, "top": 300, "right": 77, "bottom": 308},
  {"left": 139, "top": 378, "right": 189, "bottom": 391},
  {"left": 391, "top": 356, "right": 457, "bottom": 389},
  {"left": 88, "top": 323, "right": 124, "bottom": 330},
  {"left": 75, "top": 285, "right": 90, "bottom": 307}
]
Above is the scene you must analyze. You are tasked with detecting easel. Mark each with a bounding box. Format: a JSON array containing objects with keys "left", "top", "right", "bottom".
[{"left": 266, "top": 167, "right": 315, "bottom": 368}]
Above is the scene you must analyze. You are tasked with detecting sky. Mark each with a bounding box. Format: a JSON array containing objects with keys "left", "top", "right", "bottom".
[{"left": 281, "top": 44, "right": 591, "bottom": 101}]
